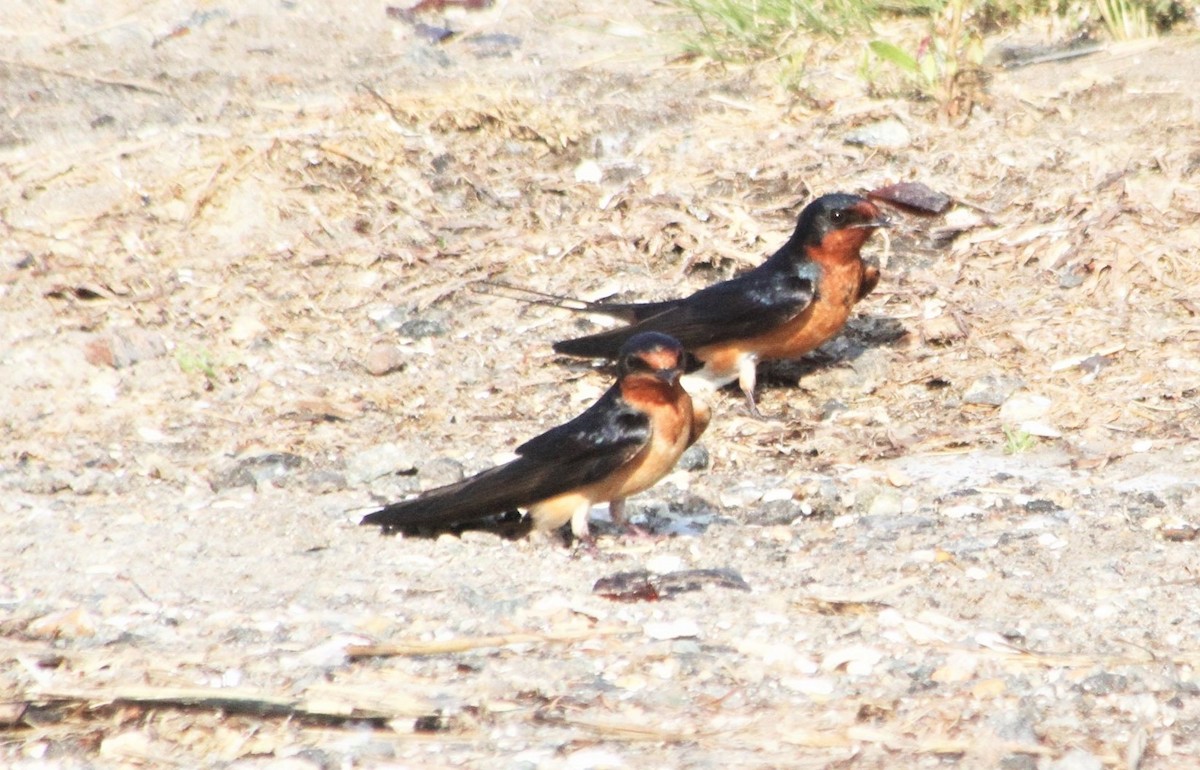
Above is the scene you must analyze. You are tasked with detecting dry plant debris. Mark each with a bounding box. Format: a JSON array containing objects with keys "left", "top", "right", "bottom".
[{"left": 2, "top": 2, "right": 1200, "bottom": 768}]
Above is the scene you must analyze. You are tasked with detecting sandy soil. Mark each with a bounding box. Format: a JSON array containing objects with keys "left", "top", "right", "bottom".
[{"left": 3, "top": 1, "right": 1200, "bottom": 767}]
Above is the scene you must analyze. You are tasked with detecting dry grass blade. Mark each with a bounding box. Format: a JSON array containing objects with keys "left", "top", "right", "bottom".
[
  {"left": 539, "top": 712, "right": 703, "bottom": 742},
  {"left": 782, "top": 726, "right": 1061, "bottom": 757},
  {"left": 29, "top": 685, "right": 438, "bottom": 722},
  {"left": 346, "top": 625, "right": 634, "bottom": 659},
  {"left": 0, "top": 56, "right": 175, "bottom": 97}
]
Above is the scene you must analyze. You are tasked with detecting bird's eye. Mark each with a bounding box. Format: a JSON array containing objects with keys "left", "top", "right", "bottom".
[{"left": 830, "top": 209, "right": 847, "bottom": 224}]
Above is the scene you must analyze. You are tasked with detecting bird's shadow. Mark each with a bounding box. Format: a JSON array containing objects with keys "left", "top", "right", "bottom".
[
  {"left": 759, "top": 313, "right": 908, "bottom": 391},
  {"left": 366, "top": 494, "right": 721, "bottom": 545},
  {"left": 552, "top": 313, "right": 909, "bottom": 399}
]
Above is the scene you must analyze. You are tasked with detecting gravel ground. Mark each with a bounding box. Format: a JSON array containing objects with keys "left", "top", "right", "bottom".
[{"left": 3, "top": 2, "right": 1200, "bottom": 768}]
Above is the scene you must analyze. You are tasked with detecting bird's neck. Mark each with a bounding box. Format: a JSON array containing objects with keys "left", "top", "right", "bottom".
[
  {"left": 804, "top": 230, "right": 870, "bottom": 269},
  {"left": 620, "top": 376, "right": 684, "bottom": 409}
]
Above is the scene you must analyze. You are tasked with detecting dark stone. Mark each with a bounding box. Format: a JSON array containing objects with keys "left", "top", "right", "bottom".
[
  {"left": 212, "top": 453, "right": 306, "bottom": 490},
  {"left": 678, "top": 443, "right": 709, "bottom": 471}
]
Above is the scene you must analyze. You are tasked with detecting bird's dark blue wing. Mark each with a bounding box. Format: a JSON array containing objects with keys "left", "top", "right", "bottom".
[
  {"left": 554, "top": 264, "right": 817, "bottom": 358},
  {"left": 516, "top": 385, "right": 650, "bottom": 463},
  {"left": 361, "top": 386, "right": 649, "bottom": 531}
]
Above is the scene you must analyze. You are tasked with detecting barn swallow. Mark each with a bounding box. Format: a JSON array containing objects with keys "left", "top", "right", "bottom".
[
  {"left": 360, "top": 332, "right": 708, "bottom": 540},
  {"left": 502, "top": 193, "right": 888, "bottom": 416}
]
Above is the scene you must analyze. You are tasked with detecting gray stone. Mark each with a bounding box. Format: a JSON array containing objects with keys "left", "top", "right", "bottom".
[
  {"left": 1078, "top": 671, "right": 1128, "bottom": 695},
  {"left": 84, "top": 327, "right": 168, "bottom": 369},
  {"left": 420, "top": 456, "right": 466, "bottom": 488},
  {"left": 212, "top": 453, "right": 306, "bottom": 490},
  {"left": 344, "top": 442, "right": 419, "bottom": 485},
  {"left": 866, "top": 490, "right": 903, "bottom": 517},
  {"left": 368, "top": 306, "right": 408, "bottom": 331},
  {"left": 999, "top": 755, "right": 1038, "bottom": 770},
  {"left": 1000, "top": 392, "right": 1051, "bottom": 423},
  {"left": 398, "top": 317, "right": 448, "bottom": 339},
  {"left": 987, "top": 706, "right": 1039, "bottom": 744},
  {"left": 844, "top": 119, "right": 911, "bottom": 150},
  {"left": 963, "top": 375, "right": 1025, "bottom": 406},
  {"left": 678, "top": 443, "right": 710, "bottom": 471},
  {"left": 858, "top": 515, "right": 936, "bottom": 537}
]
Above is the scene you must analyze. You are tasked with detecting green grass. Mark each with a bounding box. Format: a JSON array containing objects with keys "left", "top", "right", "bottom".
[
  {"left": 864, "top": 0, "right": 984, "bottom": 110},
  {"left": 176, "top": 347, "right": 221, "bottom": 386},
  {"left": 1002, "top": 426, "right": 1037, "bottom": 455},
  {"left": 674, "top": 0, "right": 883, "bottom": 62},
  {"left": 672, "top": 0, "right": 1189, "bottom": 99},
  {"left": 1096, "top": 0, "right": 1154, "bottom": 38}
]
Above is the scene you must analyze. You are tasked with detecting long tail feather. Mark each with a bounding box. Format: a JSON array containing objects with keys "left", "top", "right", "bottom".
[
  {"left": 470, "top": 280, "right": 646, "bottom": 323},
  {"left": 361, "top": 458, "right": 538, "bottom": 531}
]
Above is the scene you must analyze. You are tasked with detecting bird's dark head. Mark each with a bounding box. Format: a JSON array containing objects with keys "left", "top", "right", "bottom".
[
  {"left": 788, "top": 193, "right": 889, "bottom": 261},
  {"left": 617, "top": 332, "right": 685, "bottom": 385}
]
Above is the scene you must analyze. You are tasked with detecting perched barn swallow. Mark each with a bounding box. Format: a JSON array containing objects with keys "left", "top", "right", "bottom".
[
  {"left": 361, "top": 332, "right": 708, "bottom": 540},
  {"left": 526, "top": 193, "right": 888, "bottom": 415}
]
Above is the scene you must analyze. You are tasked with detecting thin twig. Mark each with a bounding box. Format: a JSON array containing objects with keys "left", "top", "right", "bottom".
[
  {"left": 347, "top": 625, "right": 632, "bottom": 659},
  {"left": 0, "top": 57, "right": 174, "bottom": 98}
]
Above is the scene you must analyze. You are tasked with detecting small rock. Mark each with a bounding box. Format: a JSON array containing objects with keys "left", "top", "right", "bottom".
[
  {"left": 15, "top": 467, "right": 73, "bottom": 495},
  {"left": 99, "top": 731, "right": 153, "bottom": 760},
  {"left": 755, "top": 498, "right": 806, "bottom": 526},
  {"left": 369, "top": 307, "right": 448, "bottom": 338},
  {"left": 644, "top": 619, "right": 700, "bottom": 640},
  {"left": 999, "top": 393, "right": 1051, "bottom": 424},
  {"left": 858, "top": 515, "right": 936, "bottom": 539},
  {"left": 677, "top": 443, "right": 709, "bottom": 471},
  {"left": 793, "top": 478, "right": 841, "bottom": 518},
  {"left": 999, "top": 755, "right": 1038, "bottom": 770},
  {"left": 719, "top": 483, "right": 763, "bottom": 508},
  {"left": 819, "top": 399, "right": 848, "bottom": 421},
  {"left": 963, "top": 375, "right": 1024, "bottom": 406},
  {"left": 867, "top": 490, "right": 903, "bottom": 517},
  {"left": 229, "top": 314, "right": 268, "bottom": 343},
  {"left": 573, "top": 159, "right": 603, "bottom": 184},
  {"left": 781, "top": 676, "right": 835, "bottom": 695},
  {"left": 466, "top": 33, "right": 521, "bottom": 58},
  {"left": 345, "top": 442, "right": 419, "bottom": 485},
  {"left": 369, "top": 306, "right": 408, "bottom": 331},
  {"left": 821, "top": 644, "right": 883, "bottom": 675},
  {"left": 1058, "top": 266, "right": 1088, "bottom": 289},
  {"left": 1047, "top": 749, "right": 1103, "bottom": 770},
  {"left": 365, "top": 343, "right": 405, "bottom": 376},
  {"left": 646, "top": 554, "right": 683, "bottom": 573},
  {"left": 1078, "top": 671, "right": 1128, "bottom": 695},
  {"left": 304, "top": 469, "right": 348, "bottom": 493},
  {"left": 398, "top": 317, "right": 447, "bottom": 339},
  {"left": 1021, "top": 420, "right": 1061, "bottom": 438},
  {"left": 212, "top": 452, "right": 306, "bottom": 490},
  {"left": 85, "top": 327, "right": 167, "bottom": 368},
  {"left": 420, "top": 456, "right": 466, "bottom": 488},
  {"left": 845, "top": 119, "right": 911, "bottom": 150},
  {"left": 984, "top": 705, "right": 1041, "bottom": 738}
]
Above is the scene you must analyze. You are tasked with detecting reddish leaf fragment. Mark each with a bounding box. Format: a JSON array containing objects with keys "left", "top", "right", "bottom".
[
  {"left": 593, "top": 568, "right": 750, "bottom": 603},
  {"left": 408, "top": 0, "right": 492, "bottom": 11},
  {"left": 593, "top": 570, "right": 661, "bottom": 602},
  {"left": 869, "top": 182, "right": 952, "bottom": 216}
]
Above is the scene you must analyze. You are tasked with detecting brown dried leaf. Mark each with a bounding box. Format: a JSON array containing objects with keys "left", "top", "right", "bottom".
[{"left": 869, "top": 182, "right": 953, "bottom": 216}]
